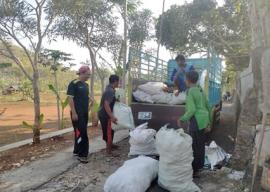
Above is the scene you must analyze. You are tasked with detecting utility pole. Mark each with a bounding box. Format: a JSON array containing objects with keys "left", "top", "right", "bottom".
[{"left": 122, "top": 0, "right": 128, "bottom": 102}]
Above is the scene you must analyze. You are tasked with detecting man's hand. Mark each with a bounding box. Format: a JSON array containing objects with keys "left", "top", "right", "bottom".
[
  {"left": 71, "top": 112, "right": 78, "bottom": 121},
  {"left": 111, "top": 116, "right": 118, "bottom": 124},
  {"left": 177, "top": 119, "right": 182, "bottom": 127},
  {"left": 175, "top": 90, "right": 180, "bottom": 96}
]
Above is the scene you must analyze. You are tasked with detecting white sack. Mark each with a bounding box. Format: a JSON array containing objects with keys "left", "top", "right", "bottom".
[
  {"left": 115, "top": 88, "right": 125, "bottom": 102},
  {"left": 104, "top": 156, "right": 158, "bottom": 192},
  {"left": 151, "top": 92, "right": 186, "bottom": 105},
  {"left": 130, "top": 128, "right": 156, "bottom": 144},
  {"left": 156, "top": 126, "right": 201, "bottom": 192},
  {"left": 169, "top": 92, "right": 186, "bottom": 105},
  {"left": 133, "top": 90, "right": 154, "bottom": 103},
  {"left": 205, "top": 141, "right": 227, "bottom": 170},
  {"left": 129, "top": 138, "right": 157, "bottom": 156},
  {"left": 151, "top": 92, "right": 171, "bottom": 104},
  {"left": 135, "top": 122, "right": 148, "bottom": 130},
  {"left": 112, "top": 102, "right": 135, "bottom": 131},
  {"left": 129, "top": 123, "right": 157, "bottom": 156},
  {"left": 138, "top": 82, "right": 164, "bottom": 95}
]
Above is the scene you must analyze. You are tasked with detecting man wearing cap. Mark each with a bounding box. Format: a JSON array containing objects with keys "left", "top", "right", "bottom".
[
  {"left": 67, "top": 66, "right": 92, "bottom": 163},
  {"left": 171, "top": 54, "right": 194, "bottom": 96}
]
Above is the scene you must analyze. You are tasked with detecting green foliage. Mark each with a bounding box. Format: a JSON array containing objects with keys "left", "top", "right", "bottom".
[
  {"left": 61, "top": 97, "right": 69, "bottom": 110},
  {"left": 38, "top": 113, "right": 44, "bottom": 126},
  {"left": 156, "top": 0, "right": 250, "bottom": 69},
  {"left": 114, "top": 65, "right": 123, "bottom": 77},
  {"left": 22, "top": 121, "right": 33, "bottom": 129},
  {"left": 0, "top": 62, "right": 12, "bottom": 68},
  {"left": 222, "top": 64, "right": 237, "bottom": 92},
  {"left": 52, "top": 0, "right": 118, "bottom": 50},
  {"left": 92, "top": 100, "right": 100, "bottom": 113},
  {"left": 128, "top": 9, "right": 153, "bottom": 50},
  {"left": 22, "top": 113, "right": 44, "bottom": 130},
  {"left": 48, "top": 84, "right": 59, "bottom": 98},
  {"left": 109, "top": 0, "right": 141, "bottom": 15},
  {"left": 40, "top": 49, "right": 73, "bottom": 72},
  {"left": 48, "top": 83, "right": 70, "bottom": 129},
  {"left": 20, "top": 80, "right": 33, "bottom": 101}
]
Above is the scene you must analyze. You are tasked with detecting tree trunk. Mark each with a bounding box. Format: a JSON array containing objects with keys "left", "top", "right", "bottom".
[
  {"left": 101, "top": 78, "right": 105, "bottom": 94},
  {"left": 89, "top": 51, "right": 95, "bottom": 98},
  {"left": 88, "top": 47, "right": 103, "bottom": 98},
  {"left": 54, "top": 71, "right": 61, "bottom": 130},
  {"left": 122, "top": 0, "right": 128, "bottom": 101},
  {"left": 32, "top": 69, "right": 41, "bottom": 144}
]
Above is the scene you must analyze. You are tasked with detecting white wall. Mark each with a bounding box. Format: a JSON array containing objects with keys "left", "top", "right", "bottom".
[{"left": 239, "top": 63, "right": 254, "bottom": 104}]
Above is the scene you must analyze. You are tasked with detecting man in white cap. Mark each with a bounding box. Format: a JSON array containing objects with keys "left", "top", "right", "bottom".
[{"left": 67, "top": 66, "right": 92, "bottom": 163}]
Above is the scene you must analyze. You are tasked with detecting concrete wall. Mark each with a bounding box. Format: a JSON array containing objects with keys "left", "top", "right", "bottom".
[
  {"left": 254, "top": 125, "right": 270, "bottom": 167},
  {"left": 239, "top": 64, "right": 254, "bottom": 104}
]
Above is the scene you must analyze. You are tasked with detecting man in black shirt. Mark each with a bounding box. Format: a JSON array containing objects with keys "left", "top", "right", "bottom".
[
  {"left": 98, "top": 75, "right": 119, "bottom": 154},
  {"left": 67, "top": 66, "right": 92, "bottom": 163}
]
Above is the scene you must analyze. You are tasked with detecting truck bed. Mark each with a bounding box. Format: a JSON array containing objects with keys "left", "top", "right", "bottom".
[{"left": 130, "top": 102, "right": 187, "bottom": 130}]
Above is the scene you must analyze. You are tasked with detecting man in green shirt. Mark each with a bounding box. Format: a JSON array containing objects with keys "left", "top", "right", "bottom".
[{"left": 177, "top": 70, "right": 212, "bottom": 178}]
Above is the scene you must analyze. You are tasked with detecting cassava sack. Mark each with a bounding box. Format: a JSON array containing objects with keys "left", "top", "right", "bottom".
[
  {"left": 138, "top": 82, "right": 165, "bottom": 95},
  {"left": 151, "top": 92, "right": 186, "bottom": 105},
  {"left": 133, "top": 90, "right": 154, "bottom": 103},
  {"left": 129, "top": 123, "right": 157, "bottom": 156},
  {"left": 156, "top": 125, "right": 201, "bottom": 192},
  {"left": 104, "top": 156, "right": 158, "bottom": 192},
  {"left": 169, "top": 92, "right": 186, "bottom": 105},
  {"left": 112, "top": 102, "right": 135, "bottom": 131}
]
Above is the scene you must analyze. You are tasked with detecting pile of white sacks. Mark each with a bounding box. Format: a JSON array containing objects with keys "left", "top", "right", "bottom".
[
  {"left": 133, "top": 82, "right": 186, "bottom": 105},
  {"left": 104, "top": 124, "right": 201, "bottom": 192}
]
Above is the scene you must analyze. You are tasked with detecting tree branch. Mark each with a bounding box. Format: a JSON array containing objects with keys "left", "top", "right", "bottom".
[
  {"left": 0, "top": 38, "right": 33, "bottom": 81},
  {"left": 9, "top": 17, "right": 35, "bottom": 66}
]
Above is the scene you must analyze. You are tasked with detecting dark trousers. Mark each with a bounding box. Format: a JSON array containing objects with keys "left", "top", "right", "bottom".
[
  {"left": 71, "top": 112, "right": 89, "bottom": 157},
  {"left": 189, "top": 117, "right": 206, "bottom": 172},
  {"left": 98, "top": 113, "right": 114, "bottom": 143}
]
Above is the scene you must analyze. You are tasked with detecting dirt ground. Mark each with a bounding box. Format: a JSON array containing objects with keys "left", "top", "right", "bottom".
[
  {"left": 0, "top": 126, "right": 101, "bottom": 173},
  {"left": 0, "top": 94, "right": 101, "bottom": 146},
  {"left": 2, "top": 103, "right": 266, "bottom": 192},
  {"left": 28, "top": 104, "right": 249, "bottom": 192},
  {"left": 0, "top": 101, "right": 71, "bottom": 146}
]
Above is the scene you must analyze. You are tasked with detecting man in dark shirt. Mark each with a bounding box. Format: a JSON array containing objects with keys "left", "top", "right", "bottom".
[
  {"left": 67, "top": 66, "right": 92, "bottom": 163},
  {"left": 98, "top": 75, "right": 119, "bottom": 154}
]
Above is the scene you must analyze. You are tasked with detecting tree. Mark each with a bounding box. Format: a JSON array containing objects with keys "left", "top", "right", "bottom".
[
  {"left": 109, "top": 0, "right": 140, "bottom": 90},
  {"left": 0, "top": 0, "right": 55, "bottom": 143},
  {"left": 107, "top": 8, "right": 153, "bottom": 78},
  {"left": 40, "top": 49, "right": 72, "bottom": 130},
  {"left": 51, "top": 0, "right": 118, "bottom": 97},
  {"left": 128, "top": 9, "right": 153, "bottom": 51},
  {"left": 156, "top": 0, "right": 250, "bottom": 69}
]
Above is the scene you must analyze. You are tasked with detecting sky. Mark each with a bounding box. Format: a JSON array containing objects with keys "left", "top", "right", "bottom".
[{"left": 42, "top": 0, "right": 225, "bottom": 69}]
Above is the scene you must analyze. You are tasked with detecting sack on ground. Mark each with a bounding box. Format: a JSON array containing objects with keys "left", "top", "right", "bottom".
[
  {"left": 112, "top": 102, "right": 135, "bottom": 131},
  {"left": 138, "top": 82, "right": 165, "bottom": 95},
  {"left": 129, "top": 123, "right": 157, "bottom": 156},
  {"left": 156, "top": 125, "right": 201, "bottom": 192},
  {"left": 104, "top": 156, "right": 158, "bottom": 192}
]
